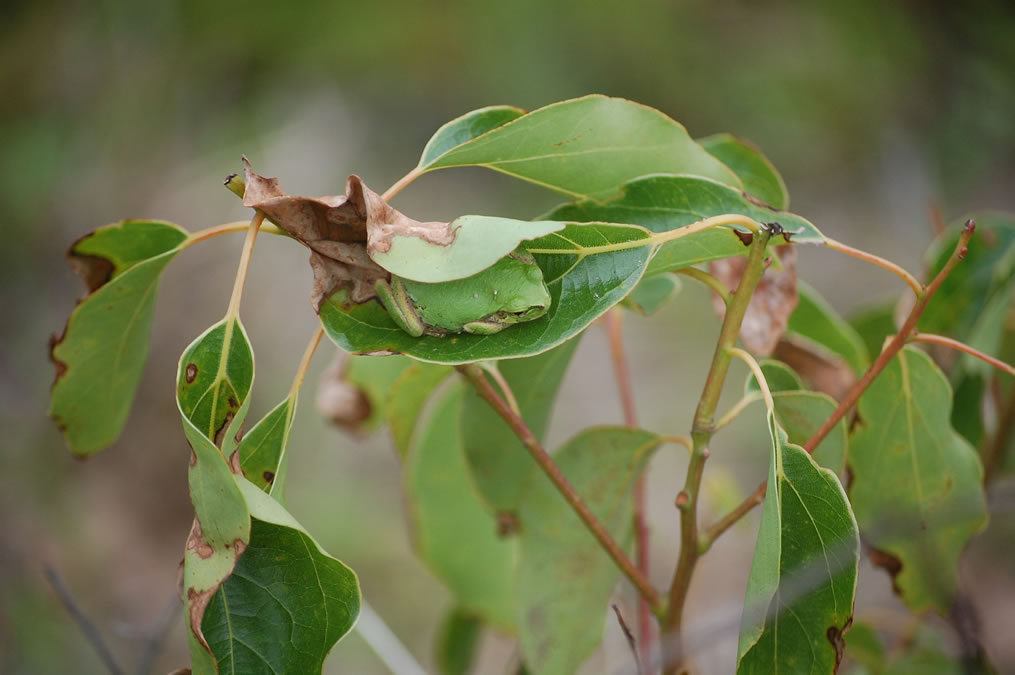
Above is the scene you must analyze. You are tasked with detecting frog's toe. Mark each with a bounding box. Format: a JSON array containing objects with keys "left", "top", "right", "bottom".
[{"left": 463, "top": 321, "right": 507, "bottom": 335}]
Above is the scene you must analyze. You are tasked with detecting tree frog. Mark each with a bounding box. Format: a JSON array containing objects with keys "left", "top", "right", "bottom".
[{"left": 374, "top": 249, "right": 551, "bottom": 337}]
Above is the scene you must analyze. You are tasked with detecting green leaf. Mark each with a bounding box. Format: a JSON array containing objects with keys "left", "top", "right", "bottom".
[
  {"left": 385, "top": 361, "right": 453, "bottom": 458},
  {"left": 177, "top": 318, "right": 255, "bottom": 446},
  {"left": 921, "top": 211, "right": 1015, "bottom": 341},
  {"left": 435, "top": 608, "right": 483, "bottom": 675},
  {"left": 516, "top": 427, "right": 662, "bottom": 675},
  {"left": 848, "top": 347, "right": 988, "bottom": 613},
  {"left": 370, "top": 215, "right": 565, "bottom": 283},
  {"left": 773, "top": 391, "right": 848, "bottom": 474},
  {"left": 406, "top": 387, "right": 517, "bottom": 630},
  {"left": 237, "top": 395, "right": 296, "bottom": 495},
  {"left": 421, "top": 94, "right": 741, "bottom": 200},
  {"left": 418, "top": 105, "right": 525, "bottom": 169},
  {"left": 848, "top": 303, "right": 897, "bottom": 363},
  {"left": 201, "top": 479, "right": 360, "bottom": 675},
  {"left": 699, "top": 133, "right": 789, "bottom": 210},
  {"left": 745, "top": 359, "right": 804, "bottom": 394},
  {"left": 787, "top": 282, "right": 870, "bottom": 373},
  {"left": 50, "top": 219, "right": 189, "bottom": 455},
  {"left": 737, "top": 413, "right": 860, "bottom": 674},
  {"left": 543, "top": 175, "right": 823, "bottom": 277},
  {"left": 461, "top": 338, "right": 581, "bottom": 513},
  {"left": 320, "top": 222, "right": 652, "bottom": 363},
  {"left": 621, "top": 274, "right": 681, "bottom": 315}
]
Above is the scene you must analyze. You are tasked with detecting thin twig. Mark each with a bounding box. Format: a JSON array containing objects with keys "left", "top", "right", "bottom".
[
  {"left": 134, "top": 591, "right": 182, "bottom": 675},
  {"left": 702, "top": 220, "right": 978, "bottom": 546},
  {"left": 909, "top": 332, "right": 1015, "bottom": 377},
  {"left": 479, "top": 362, "right": 521, "bottom": 416},
  {"left": 612, "top": 604, "right": 646, "bottom": 675},
  {"left": 290, "top": 325, "right": 325, "bottom": 398},
  {"left": 43, "top": 564, "right": 125, "bottom": 675},
  {"left": 380, "top": 167, "right": 424, "bottom": 202},
  {"left": 456, "top": 364, "right": 663, "bottom": 613},
  {"left": 605, "top": 309, "right": 654, "bottom": 667},
  {"left": 673, "top": 268, "right": 732, "bottom": 304},
  {"left": 823, "top": 238, "right": 924, "bottom": 297}
]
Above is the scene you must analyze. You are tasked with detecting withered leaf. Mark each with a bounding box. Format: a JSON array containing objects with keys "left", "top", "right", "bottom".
[
  {"left": 241, "top": 158, "right": 459, "bottom": 310},
  {"left": 710, "top": 244, "right": 799, "bottom": 355}
]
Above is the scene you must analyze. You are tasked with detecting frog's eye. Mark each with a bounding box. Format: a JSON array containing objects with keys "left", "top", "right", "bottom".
[{"left": 526, "top": 266, "right": 543, "bottom": 282}]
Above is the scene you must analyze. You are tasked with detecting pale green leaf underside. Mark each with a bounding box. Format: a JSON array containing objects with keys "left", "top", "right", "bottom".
[
  {"left": 320, "top": 223, "right": 651, "bottom": 363},
  {"left": 848, "top": 347, "right": 988, "bottom": 613},
  {"left": 50, "top": 220, "right": 189, "bottom": 455},
  {"left": 371, "top": 216, "right": 566, "bottom": 283},
  {"left": 422, "top": 94, "right": 741, "bottom": 200},
  {"left": 517, "top": 427, "right": 662, "bottom": 675}
]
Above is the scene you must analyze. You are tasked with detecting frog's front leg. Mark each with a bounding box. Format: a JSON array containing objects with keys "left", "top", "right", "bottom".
[
  {"left": 462, "top": 319, "right": 508, "bottom": 335},
  {"left": 375, "top": 277, "right": 425, "bottom": 337}
]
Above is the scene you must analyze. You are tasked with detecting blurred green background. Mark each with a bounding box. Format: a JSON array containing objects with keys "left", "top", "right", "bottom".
[{"left": 3, "top": 1, "right": 1015, "bottom": 673}]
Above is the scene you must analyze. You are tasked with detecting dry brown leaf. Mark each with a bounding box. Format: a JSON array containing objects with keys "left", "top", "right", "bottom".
[
  {"left": 241, "top": 159, "right": 463, "bottom": 311},
  {"left": 710, "top": 244, "right": 799, "bottom": 355}
]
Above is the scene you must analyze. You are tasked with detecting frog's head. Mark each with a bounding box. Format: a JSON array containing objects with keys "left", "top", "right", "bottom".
[{"left": 461, "top": 250, "right": 551, "bottom": 335}]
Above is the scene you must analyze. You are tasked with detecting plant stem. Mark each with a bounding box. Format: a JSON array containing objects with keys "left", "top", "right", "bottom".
[
  {"left": 381, "top": 167, "right": 424, "bottom": 201},
  {"left": 225, "top": 212, "right": 265, "bottom": 320},
  {"left": 43, "top": 564, "right": 125, "bottom": 675},
  {"left": 802, "top": 220, "right": 975, "bottom": 454},
  {"left": 823, "top": 238, "right": 924, "bottom": 296},
  {"left": 456, "top": 364, "right": 663, "bottom": 614},
  {"left": 702, "top": 220, "right": 977, "bottom": 548},
  {"left": 662, "top": 228, "right": 773, "bottom": 673},
  {"left": 185, "top": 220, "right": 284, "bottom": 247},
  {"left": 909, "top": 332, "right": 1015, "bottom": 377},
  {"left": 290, "top": 325, "right": 325, "bottom": 398},
  {"left": 605, "top": 309, "right": 654, "bottom": 666}
]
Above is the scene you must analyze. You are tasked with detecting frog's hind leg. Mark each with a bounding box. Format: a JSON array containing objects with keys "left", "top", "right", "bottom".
[{"left": 375, "top": 278, "right": 425, "bottom": 337}]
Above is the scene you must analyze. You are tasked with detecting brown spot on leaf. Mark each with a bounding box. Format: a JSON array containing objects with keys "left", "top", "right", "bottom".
[
  {"left": 189, "top": 446, "right": 197, "bottom": 467},
  {"left": 231, "top": 538, "right": 247, "bottom": 557},
  {"left": 228, "top": 397, "right": 239, "bottom": 409},
  {"left": 496, "top": 512, "right": 520, "bottom": 537},
  {"left": 228, "top": 450, "right": 243, "bottom": 476},
  {"left": 186, "top": 587, "right": 215, "bottom": 650},
  {"left": 263, "top": 470, "right": 275, "bottom": 484},
  {"left": 67, "top": 249, "right": 115, "bottom": 294},
  {"left": 214, "top": 412, "right": 235, "bottom": 447},
  {"left": 711, "top": 245, "right": 798, "bottom": 356},
  {"left": 185, "top": 520, "right": 214, "bottom": 560},
  {"left": 826, "top": 617, "right": 851, "bottom": 669},
  {"left": 743, "top": 191, "right": 776, "bottom": 210},
  {"left": 734, "top": 229, "right": 754, "bottom": 247},
  {"left": 185, "top": 363, "right": 198, "bottom": 383}
]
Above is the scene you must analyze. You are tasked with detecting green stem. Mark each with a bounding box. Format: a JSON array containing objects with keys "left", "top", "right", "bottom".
[
  {"left": 456, "top": 364, "right": 664, "bottom": 616},
  {"left": 662, "top": 228, "right": 773, "bottom": 674}
]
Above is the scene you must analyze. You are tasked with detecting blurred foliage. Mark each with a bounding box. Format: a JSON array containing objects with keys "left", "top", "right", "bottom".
[{"left": 4, "top": 1, "right": 1015, "bottom": 673}]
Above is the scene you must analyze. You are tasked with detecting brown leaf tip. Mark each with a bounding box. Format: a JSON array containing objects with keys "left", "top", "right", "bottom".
[{"left": 734, "top": 230, "right": 754, "bottom": 247}]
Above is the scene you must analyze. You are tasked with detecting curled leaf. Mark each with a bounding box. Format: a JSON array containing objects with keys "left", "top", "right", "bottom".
[{"left": 711, "top": 245, "right": 799, "bottom": 355}]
